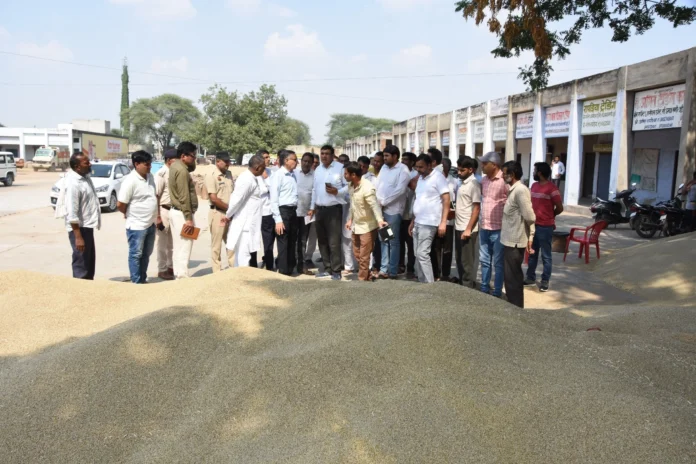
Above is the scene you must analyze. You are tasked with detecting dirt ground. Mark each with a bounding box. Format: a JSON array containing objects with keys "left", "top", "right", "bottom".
[{"left": 1, "top": 167, "right": 695, "bottom": 462}]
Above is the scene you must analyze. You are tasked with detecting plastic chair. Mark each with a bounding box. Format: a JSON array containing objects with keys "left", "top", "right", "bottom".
[{"left": 564, "top": 221, "right": 608, "bottom": 264}]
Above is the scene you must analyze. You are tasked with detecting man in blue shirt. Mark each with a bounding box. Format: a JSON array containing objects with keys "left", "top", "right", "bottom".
[{"left": 270, "top": 150, "right": 299, "bottom": 276}]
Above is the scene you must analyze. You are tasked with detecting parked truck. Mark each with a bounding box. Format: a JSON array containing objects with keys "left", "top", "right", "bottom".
[{"left": 32, "top": 146, "right": 70, "bottom": 172}]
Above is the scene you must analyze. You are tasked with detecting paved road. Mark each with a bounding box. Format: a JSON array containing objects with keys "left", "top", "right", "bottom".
[{"left": 0, "top": 169, "right": 61, "bottom": 217}]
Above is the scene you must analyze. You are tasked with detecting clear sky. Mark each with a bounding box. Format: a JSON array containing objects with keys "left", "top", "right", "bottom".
[{"left": 1, "top": 0, "right": 695, "bottom": 144}]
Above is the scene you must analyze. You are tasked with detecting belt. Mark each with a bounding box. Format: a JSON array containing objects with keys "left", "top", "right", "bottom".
[
  {"left": 161, "top": 205, "right": 171, "bottom": 210},
  {"left": 171, "top": 206, "right": 197, "bottom": 213},
  {"left": 279, "top": 204, "right": 297, "bottom": 209},
  {"left": 209, "top": 205, "right": 226, "bottom": 213},
  {"left": 317, "top": 204, "right": 342, "bottom": 209}
]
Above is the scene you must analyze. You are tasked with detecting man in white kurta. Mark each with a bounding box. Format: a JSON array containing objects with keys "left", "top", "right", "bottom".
[{"left": 225, "top": 157, "right": 267, "bottom": 267}]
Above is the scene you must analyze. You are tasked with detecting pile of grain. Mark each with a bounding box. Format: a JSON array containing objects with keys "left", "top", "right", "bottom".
[
  {"left": 595, "top": 232, "right": 696, "bottom": 302},
  {"left": 1, "top": 268, "right": 695, "bottom": 463}
]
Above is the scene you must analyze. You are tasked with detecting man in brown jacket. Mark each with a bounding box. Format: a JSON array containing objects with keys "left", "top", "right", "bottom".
[
  {"left": 344, "top": 162, "right": 386, "bottom": 281},
  {"left": 168, "top": 141, "right": 199, "bottom": 279}
]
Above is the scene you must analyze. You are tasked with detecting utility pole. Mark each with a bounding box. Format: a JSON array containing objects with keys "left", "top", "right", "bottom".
[{"left": 120, "top": 57, "right": 130, "bottom": 138}]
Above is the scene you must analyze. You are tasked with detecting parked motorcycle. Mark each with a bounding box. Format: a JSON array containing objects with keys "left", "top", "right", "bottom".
[
  {"left": 590, "top": 187, "right": 637, "bottom": 226},
  {"left": 630, "top": 184, "right": 686, "bottom": 239}
]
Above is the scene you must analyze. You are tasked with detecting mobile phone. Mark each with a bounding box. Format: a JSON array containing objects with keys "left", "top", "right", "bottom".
[
  {"left": 157, "top": 223, "right": 165, "bottom": 231},
  {"left": 325, "top": 182, "right": 332, "bottom": 188}
]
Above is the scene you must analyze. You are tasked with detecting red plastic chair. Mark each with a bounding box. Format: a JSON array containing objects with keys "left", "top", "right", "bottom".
[{"left": 564, "top": 221, "right": 608, "bottom": 264}]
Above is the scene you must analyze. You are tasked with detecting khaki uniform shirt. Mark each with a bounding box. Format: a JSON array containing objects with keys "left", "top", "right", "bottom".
[
  {"left": 155, "top": 165, "right": 171, "bottom": 206},
  {"left": 205, "top": 167, "right": 234, "bottom": 208},
  {"left": 348, "top": 178, "right": 384, "bottom": 235}
]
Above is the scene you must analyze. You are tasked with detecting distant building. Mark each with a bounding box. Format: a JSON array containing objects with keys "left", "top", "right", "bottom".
[
  {"left": 0, "top": 120, "right": 129, "bottom": 161},
  {"left": 342, "top": 131, "right": 393, "bottom": 161}
]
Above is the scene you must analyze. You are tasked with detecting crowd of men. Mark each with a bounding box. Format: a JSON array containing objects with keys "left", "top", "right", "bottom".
[{"left": 59, "top": 141, "right": 566, "bottom": 308}]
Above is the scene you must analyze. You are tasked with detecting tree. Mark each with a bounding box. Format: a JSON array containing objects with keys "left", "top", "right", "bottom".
[
  {"left": 186, "top": 84, "right": 309, "bottom": 159},
  {"left": 111, "top": 128, "right": 124, "bottom": 137},
  {"left": 325, "top": 114, "right": 397, "bottom": 147},
  {"left": 455, "top": 0, "right": 696, "bottom": 92},
  {"left": 124, "top": 94, "right": 201, "bottom": 150},
  {"left": 285, "top": 118, "right": 311, "bottom": 145},
  {"left": 120, "top": 58, "right": 130, "bottom": 137}
]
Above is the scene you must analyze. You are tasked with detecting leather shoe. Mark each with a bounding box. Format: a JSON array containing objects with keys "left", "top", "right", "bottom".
[{"left": 158, "top": 272, "right": 174, "bottom": 281}]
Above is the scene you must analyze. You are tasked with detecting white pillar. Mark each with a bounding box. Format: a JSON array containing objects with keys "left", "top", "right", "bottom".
[
  {"left": 450, "top": 110, "right": 458, "bottom": 158},
  {"left": 505, "top": 104, "right": 516, "bottom": 162},
  {"left": 530, "top": 96, "right": 546, "bottom": 183},
  {"left": 565, "top": 88, "right": 583, "bottom": 205},
  {"left": 414, "top": 131, "right": 420, "bottom": 155},
  {"left": 19, "top": 132, "right": 26, "bottom": 160},
  {"left": 465, "top": 108, "right": 473, "bottom": 158},
  {"left": 483, "top": 100, "right": 493, "bottom": 154},
  {"left": 609, "top": 88, "right": 627, "bottom": 196}
]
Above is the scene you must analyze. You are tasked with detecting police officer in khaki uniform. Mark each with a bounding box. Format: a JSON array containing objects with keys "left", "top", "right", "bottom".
[
  {"left": 155, "top": 149, "right": 179, "bottom": 280},
  {"left": 206, "top": 152, "right": 235, "bottom": 272}
]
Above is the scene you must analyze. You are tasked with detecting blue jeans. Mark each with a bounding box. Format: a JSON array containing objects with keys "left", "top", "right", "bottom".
[
  {"left": 127, "top": 224, "right": 156, "bottom": 284},
  {"left": 526, "top": 225, "right": 553, "bottom": 283},
  {"left": 380, "top": 212, "right": 402, "bottom": 277},
  {"left": 479, "top": 229, "right": 504, "bottom": 296}
]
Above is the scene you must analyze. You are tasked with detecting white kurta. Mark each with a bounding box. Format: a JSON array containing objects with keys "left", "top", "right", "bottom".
[{"left": 225, "top": 170, "right": 266, "bottom": 267}]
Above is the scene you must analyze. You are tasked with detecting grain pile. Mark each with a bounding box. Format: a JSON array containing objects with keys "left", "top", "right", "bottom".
[
  {"left": 1, "top": 267, "right": 695, "bottom": 463},
  {"left": 595, "top": 232, "right": 696, "bottom": 302}
]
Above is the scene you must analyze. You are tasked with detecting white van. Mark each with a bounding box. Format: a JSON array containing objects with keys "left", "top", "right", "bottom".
[{"left": 0, "top": 152, "right": 17, "bottom": 187}]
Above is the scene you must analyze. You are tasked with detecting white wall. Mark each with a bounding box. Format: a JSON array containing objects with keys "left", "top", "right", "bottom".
[{"left": 632, "top": 128, "right": 681, "bottom": 203}]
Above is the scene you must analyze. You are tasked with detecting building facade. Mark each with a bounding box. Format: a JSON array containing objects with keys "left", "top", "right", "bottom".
[
  {"left": 343, "top": 47, "right": 695, "bottom": 207},
  {"left": 343, "top": 131, "right": 393, "bottom": 161}
]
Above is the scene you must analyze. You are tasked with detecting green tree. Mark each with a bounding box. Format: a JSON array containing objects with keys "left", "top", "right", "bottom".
[
  {"left": 111, "top": 128, "right": 124, "bottom": 137},
  {"left": 325, "top": 114, "right": 397, "bottom": 147},
  {"left": 455, "top": 0, "right": 696, "bottom": 92},
  {"left": 124, "top": 94, "right": 201, "bottom": 150},
  {"left": 120, "top": 58, "right": 130, "bottom": 137},
  {"left": 186, "top": 84, "right": 307, "bottom": 158},
  {"left": 285, "top": 118, "right": 311, "bottom": 145}
]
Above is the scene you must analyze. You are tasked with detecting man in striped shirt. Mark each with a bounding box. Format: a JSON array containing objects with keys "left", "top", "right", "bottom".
[{"left": 479, "top": 152, "right": 509, "bottom": 297}]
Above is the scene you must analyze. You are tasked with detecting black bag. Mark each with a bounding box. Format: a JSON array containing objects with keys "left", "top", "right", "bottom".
[{"left": 378, "top": 225, "right": 395, "bottom": 241}]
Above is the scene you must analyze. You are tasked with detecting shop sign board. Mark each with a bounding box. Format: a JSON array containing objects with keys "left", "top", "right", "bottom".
[
  {"left": 582, "top": 97, "right": 617, "bottom": 135},
  {"left": 632, "top": 84, "right": 685, "bottom": 131}
]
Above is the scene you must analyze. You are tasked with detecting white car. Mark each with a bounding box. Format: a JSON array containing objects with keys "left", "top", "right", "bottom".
[{"left": 50, "top": 161, "right": 131, "bottom": 213}]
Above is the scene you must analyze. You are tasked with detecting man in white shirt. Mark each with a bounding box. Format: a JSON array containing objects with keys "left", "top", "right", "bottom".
[
  {"left": 117, "top": 150, "right": 158, "bottom": 284},
  {"left": 62, "top": 153, "right": 101, "bottom": 280},
  {"left": 257, "top": 149, "right": 276, "bottom": 271},
  {"left": 399, "top": 152, "right": 418, "bottom": 277},
  {"left": 408, "top": 153, "right": 451, "bottom": 283},
  {"left": 376, "top": 145, "right": 411, "bottom": 279},
  {"left": 428, "top": 148, "right": 444, "bottom": 174},
  {"left": 270, "top": 150, "right": 299, "bottom": 276},
  {"left": 307, "top": 145, "right": 348, "bottom": 280},
  {"left": 430, "top": 157, "right": 456, "bottom": 282},
  {"left": 223, "top": 155, "right": 268, "bottom": 267},
  {"left": 339, "top": 154, "right": 357, "bottom": 275},
  {"left": 551, "top": 155, "right": 565, "bottom": 188},
  {"left": 296, "top": 153, "right": 315, "bottom": 275}
]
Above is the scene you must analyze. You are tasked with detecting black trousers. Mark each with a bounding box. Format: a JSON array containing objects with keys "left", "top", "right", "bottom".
[
  {"left": 455, "top": 231, "right": 479, "bottom": 288},
  {"left": 261, "top": 214, "right": 276, "bottom": 271},
  {"left": 372, "top": 234, "right": 381, "bottom": 271},
  {"left": 430, "top": 225, "right": 454, "bottom": 279},
  {"left": 68, "top": 227, "right": 96, "bottom": 280},
  {"left": 315, "top": 205, "right": 343, "bottom": 274},
  {"left": 504, "top": 246, "right": 526, "bottom": 308},
  {"left": 276, "top": 206, "right": 298, "bottom": 276},
  {"left": 399, "top": 220, "right": 415, "bottom": 273},
  {"left": 296, "top": 216, "right": 308, "bottom": 273}
]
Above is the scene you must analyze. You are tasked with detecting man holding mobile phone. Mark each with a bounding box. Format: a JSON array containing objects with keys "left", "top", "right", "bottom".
[{"left": 307, "top": 145, "right": 348, "bottom": 280}]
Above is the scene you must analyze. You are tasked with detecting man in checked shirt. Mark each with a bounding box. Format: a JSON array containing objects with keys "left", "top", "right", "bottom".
[{"left": 478, "top": 152, "right": 509, "bottom": 297}]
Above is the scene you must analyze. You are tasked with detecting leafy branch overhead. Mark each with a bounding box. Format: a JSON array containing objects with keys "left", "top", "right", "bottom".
[{"left": 455, "top": 0, "right": 696, "bottom": 91}]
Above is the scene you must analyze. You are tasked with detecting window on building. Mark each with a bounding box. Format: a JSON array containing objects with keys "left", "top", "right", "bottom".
[{"left": 73, "top": 138, "right": 80, "bottom": 143}]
